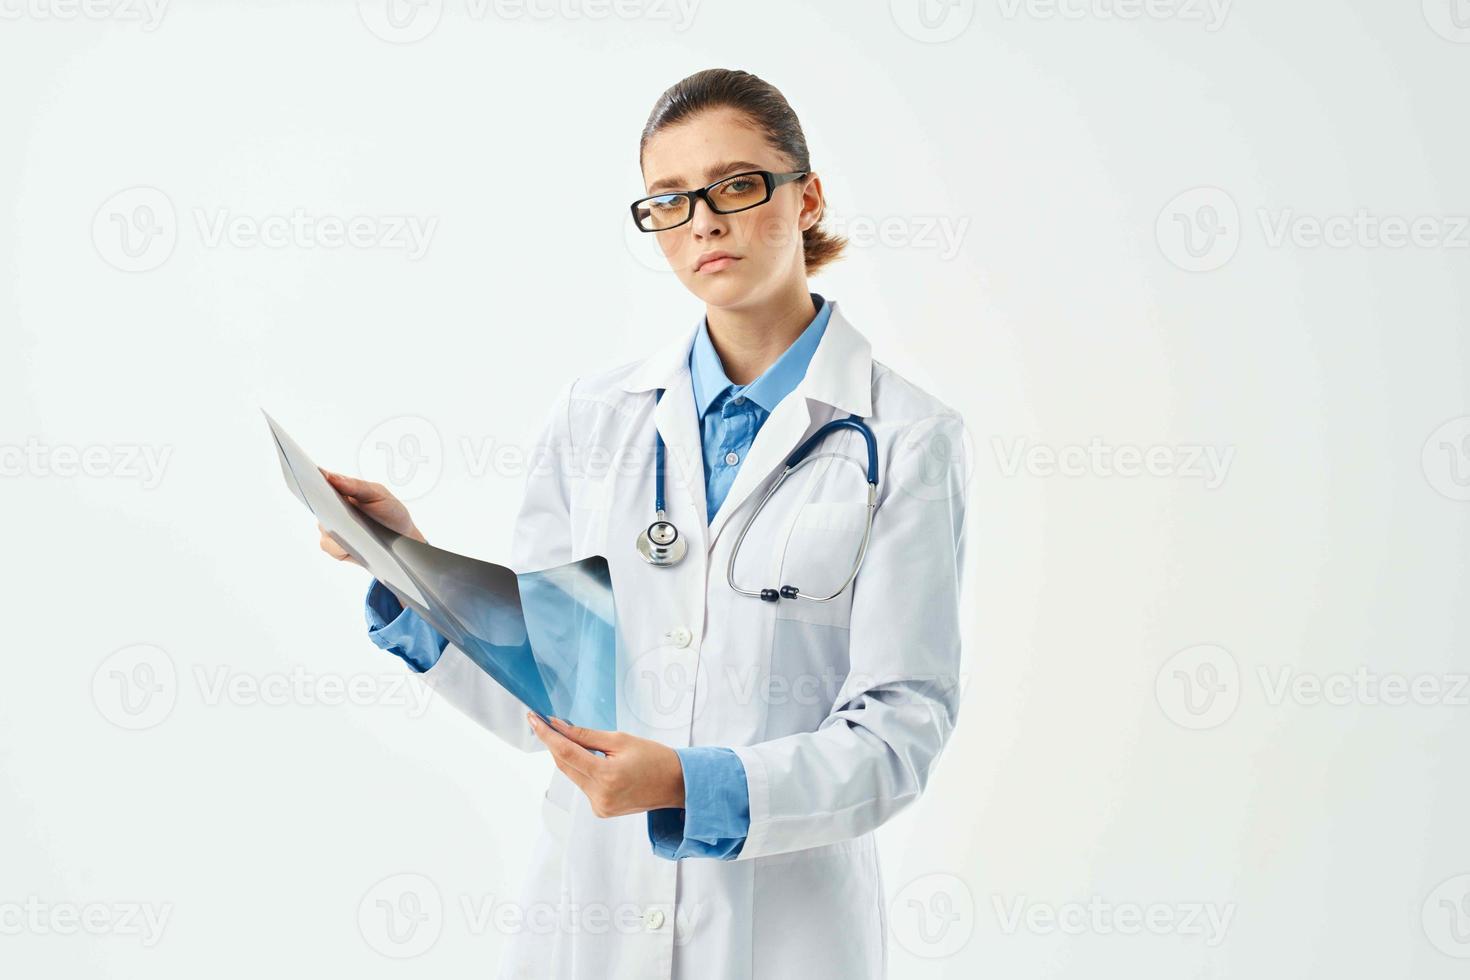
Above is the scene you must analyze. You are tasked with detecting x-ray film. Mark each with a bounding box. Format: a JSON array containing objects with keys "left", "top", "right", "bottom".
[{"left": 265, "top": 411, "right": 617, "bottom": 730}]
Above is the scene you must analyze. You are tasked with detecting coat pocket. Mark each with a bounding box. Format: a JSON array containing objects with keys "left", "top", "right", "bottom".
[
  {"left": 774, "top": 500, "right": 869, "bottom": 626},
  {"left": 751, "top": 835, "right": 885, "bottom": 979}
]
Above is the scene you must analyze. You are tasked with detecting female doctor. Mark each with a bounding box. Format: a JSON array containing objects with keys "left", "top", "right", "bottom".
[{"left": 316, "top": 68, "right": 969, "bottom": 980}]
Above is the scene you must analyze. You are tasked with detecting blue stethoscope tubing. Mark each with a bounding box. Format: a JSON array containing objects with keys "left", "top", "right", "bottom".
[{"left": 637, "top": 387, "right": 880, "bottom": 603}]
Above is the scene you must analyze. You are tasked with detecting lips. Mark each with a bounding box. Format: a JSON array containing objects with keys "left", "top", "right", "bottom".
[{"left": 696, "top": 252, "right": 739, "bottom": 273}]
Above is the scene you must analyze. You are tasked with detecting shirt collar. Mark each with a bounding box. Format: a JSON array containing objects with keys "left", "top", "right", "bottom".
[{"left": 688, "top": 292, "right": 832, "bottom": 417}]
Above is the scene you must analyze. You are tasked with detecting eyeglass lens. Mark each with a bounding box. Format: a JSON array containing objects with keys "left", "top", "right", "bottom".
[{"left": 635, "top": 172, "right": 769, "bottom": 231}]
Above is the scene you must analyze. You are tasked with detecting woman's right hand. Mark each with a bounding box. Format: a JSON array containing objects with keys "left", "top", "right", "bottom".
[{"left": 316, "top": 469, "right": 427, "bottom": 568}]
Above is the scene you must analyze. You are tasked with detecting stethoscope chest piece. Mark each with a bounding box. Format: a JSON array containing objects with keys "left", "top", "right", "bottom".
[{"left": 636, "top": 515, "right": 687, "bottom": 566}]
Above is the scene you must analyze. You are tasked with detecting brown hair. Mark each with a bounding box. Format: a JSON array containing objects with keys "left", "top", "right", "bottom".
[{"left": 639, "top": 68, "right": 847, "bottom": 276}]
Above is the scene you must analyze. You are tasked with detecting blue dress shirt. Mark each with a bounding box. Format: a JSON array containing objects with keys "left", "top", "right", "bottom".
[
  {"left": 363, "top": 292, "right": 832, "bottom": 861},
  {"left": 688, "top": 292, "right": 832, "bottom": 522}
]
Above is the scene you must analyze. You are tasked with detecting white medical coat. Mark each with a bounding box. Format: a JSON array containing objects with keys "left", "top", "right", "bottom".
[{"left": 416, "top": 300, "right": 970, "bottom": 979}]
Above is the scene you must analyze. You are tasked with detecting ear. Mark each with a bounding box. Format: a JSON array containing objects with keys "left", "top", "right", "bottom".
[{"left": 799, "top": 173, "right": 824, "bottom": 232}]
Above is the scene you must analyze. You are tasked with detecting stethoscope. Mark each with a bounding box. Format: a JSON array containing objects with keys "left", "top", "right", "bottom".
[{"left": 635, "top": 388, "right": 880, "bottom": 603}]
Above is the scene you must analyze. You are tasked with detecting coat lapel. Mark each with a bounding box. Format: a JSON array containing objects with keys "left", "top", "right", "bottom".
[
  {"left": 650, "top": 371, "right": 708, "bottom": 558},
  {"left": 619, "top": 319, "right": 709, "bottom": 558},
  {"left": 619, "top": 300, "right": 875, "bottom": 557},
  {"left": 706, "top": 301, "right": 874, "bottom": 549}
]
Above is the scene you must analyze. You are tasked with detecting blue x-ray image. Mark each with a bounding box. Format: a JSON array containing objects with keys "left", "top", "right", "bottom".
[{"left": 266, "top": 411, "right": 617, "bottom": 730}]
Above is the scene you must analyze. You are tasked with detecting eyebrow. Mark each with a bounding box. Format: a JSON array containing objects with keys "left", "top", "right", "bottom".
[{"left": 646, "top": 160, "right": 767, "bottom": 195}]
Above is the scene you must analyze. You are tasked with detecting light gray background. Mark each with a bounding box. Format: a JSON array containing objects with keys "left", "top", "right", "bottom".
[{"left": 3, "top": 1, "right": 1468, "bottom": 976}]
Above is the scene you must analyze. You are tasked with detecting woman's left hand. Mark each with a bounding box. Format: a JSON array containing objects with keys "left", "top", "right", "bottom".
[{"left": 528, "top": 714, "right": 686, "bottom": 818}]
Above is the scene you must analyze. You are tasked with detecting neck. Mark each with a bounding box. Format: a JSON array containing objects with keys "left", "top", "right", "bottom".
[{"left": 704, "top": 281, "right": 817, "bottom": 386}]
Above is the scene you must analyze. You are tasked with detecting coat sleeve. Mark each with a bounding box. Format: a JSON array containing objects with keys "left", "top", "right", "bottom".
[
  {"left": 409, "top": 378, "right": 581, "bottom": 754},
  {"left": 728, "top": 411, "right": 970, "bottom": 860}
]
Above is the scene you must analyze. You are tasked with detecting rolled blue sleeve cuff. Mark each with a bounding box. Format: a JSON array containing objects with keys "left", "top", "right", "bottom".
[
  {"left": 364, "top": 578, "right": 448, "bottom": 673},
  {"left": 647, "top": 746, "right": 750, "bottom": 861}
]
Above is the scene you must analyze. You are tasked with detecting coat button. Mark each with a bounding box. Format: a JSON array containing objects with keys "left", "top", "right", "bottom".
[
  {"left": 645, "top": 908, "right": 666, "bottom": 930},
  {"left": 667, "top": 627, "right": 692, "bottom": 648}
]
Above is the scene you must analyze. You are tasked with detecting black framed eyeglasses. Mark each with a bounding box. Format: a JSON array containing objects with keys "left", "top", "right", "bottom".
[{"left": 630, "top": 170, "right": 809, "bottom": 233}]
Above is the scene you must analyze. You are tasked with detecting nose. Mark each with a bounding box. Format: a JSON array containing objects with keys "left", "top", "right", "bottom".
[{"left": 688, "top": 195, "right": 727, "bottom": 239}]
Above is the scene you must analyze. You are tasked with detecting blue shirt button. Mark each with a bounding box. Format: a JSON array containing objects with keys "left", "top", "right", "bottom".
[{"left": 724, "top": 451, "right": 739, "bottom": 466}]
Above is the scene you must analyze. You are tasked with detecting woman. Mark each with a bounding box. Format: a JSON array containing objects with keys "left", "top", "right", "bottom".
[{"left": 318, "top": 68, "right": 968, "bottom": 980}]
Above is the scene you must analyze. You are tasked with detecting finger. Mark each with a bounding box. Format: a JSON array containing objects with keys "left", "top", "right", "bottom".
[
  {"left": 528, "top": 713, "right": 598, "bottom": 776},
  {"left": 534, "top": 726, "right": 595, "bottom": 781},
  {"left": 318, "top": 528, "right": 362, "bottom": 567},
  {"left": 318, "top": 528, "right": 349, "bottom": 560},
  {"left": 321, "top": 469, "right": 390, "bottom": 503},
  {"left": 559, "top": 761, "right": 598, "bottom": 803},
  {"left": 547, "top": 716, "right": 623, "bottom": 752},
  {"left": 538, "top": 738, "right": 597, "bottom": 798}
]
